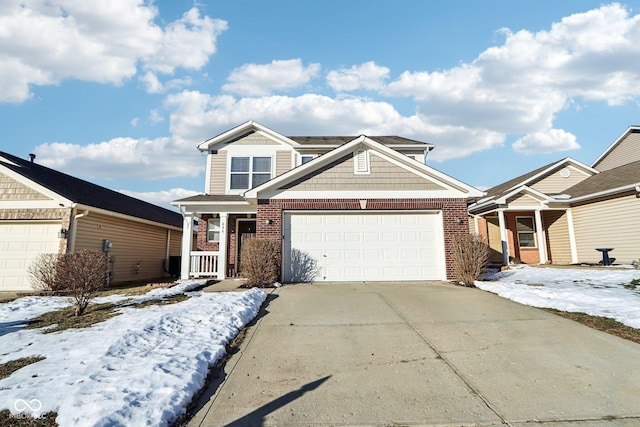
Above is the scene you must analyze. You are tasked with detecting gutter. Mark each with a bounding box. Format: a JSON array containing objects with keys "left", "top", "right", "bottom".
[{"left": 67, "top": 208, "right": 89, "bottom": 253}]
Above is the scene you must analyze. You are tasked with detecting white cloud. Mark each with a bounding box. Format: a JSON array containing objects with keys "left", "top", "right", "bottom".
[
  {"left": 118, "top": 188, "right": 199, "bottom": 211},
  {"left": 130, "top": 117, "right": 140, "bottom": 127},
  {"left": 0, "top": 1, "right": 226, "bottom": 102},
  {"left": 139, "top": 71, "right": 163, "bottom": 94},
  {"left": 512, "top": 129, "right": 580, "bottom": 154},
  {"left": 164, "top": 90, "right": 505, "bottom": 161},
  {"left": 222, "top": 59, "right": 320, "bottom": 96},
  {"left": 326, "top": 61, "right": 390, "bottom": 92},
  {"left": 34, "top": 136, "right": 203, "bottom": 181}
]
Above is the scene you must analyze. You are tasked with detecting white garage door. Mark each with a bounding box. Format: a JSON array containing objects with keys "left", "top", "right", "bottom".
[
  {"left": 0, "top": 221, "right": 61, "bottom": 291},
  {"left": 283, "top": 211, "right": 445, "bottom": 282}
]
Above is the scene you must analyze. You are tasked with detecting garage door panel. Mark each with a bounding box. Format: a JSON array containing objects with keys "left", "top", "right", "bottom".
[
  {"left": 284, "top": 212, "right": 444, "bottom": 282},
  {"left": 0, "top": 221, "right": 61, "bottom": 291}
]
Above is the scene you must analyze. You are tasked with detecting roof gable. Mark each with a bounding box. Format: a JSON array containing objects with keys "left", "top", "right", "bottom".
[
  {"left": 0, "top": 152, "right": 182, "bottom": 228},
  {"left": 484, "top": 158, "right": 596, "bottom": 199},
  {"left": 198, "top": 121, "right": 300, "bottom": 152},
  {"left": 245, "top": 135, "right": 482, "bottom": 199},
  {"left": 591, "top": 126, "right": 640, "bottom": 171}
]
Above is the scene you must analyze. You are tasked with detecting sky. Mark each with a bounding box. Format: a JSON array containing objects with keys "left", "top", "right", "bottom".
[{"left": 2, "top": 0, "right": 640, "bottom": 210}]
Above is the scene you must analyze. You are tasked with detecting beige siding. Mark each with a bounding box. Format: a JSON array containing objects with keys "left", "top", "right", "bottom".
[
  {"left": 283, "top": 152, "right": 445, "bottom": 191},
  {"left": 208, "top": 152, "right": 227, "bottom": 194},
  {"left": 469, "top": 217, "right": 477, "bottom": 234},
  {"left": 231, "top": 132, "right": 280, "bottom": 145},
  {"left": 276, "top": 151, "right": 291, "bottom": 177},
  {"left": 0, "top": 172, "right": 50, "bottom": 200},
  {"left": 486, "top": 217, "right": 504, "bottom": 263},
  {"left": 544, "top": 210, "right": 571, "bottom": 264},
  {"left": 531, "top": 165, "right": 591, "bottom": 194},
  {"left": 572, "top": 193, "right": 640, "bottom": 264},
  {"left": 75, "top": 212, "right": 174, "bottom": 283},
  {"left": 595, "top": 132, "right": 640, "bottom": 171},
  {"left": 507, "top": 194, "right": 540, "bottom": 207}
]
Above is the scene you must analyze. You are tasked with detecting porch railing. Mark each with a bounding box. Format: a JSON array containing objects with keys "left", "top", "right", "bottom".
[{"left": 190, "top": 251, "right": 219, "bottom": 278}]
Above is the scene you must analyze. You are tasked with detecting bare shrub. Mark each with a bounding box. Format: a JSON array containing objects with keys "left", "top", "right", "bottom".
[
  {"left": 240, "top": 238, "right": 280, "bottom": 287},
  {"left": 29, "top": 253, "right": 66, "bottom": 293},
  {"left": 451, "top": 233, "right": 490, "bottom": 287},
  {"left": 29, "top": 250, "right": 108, "bottom": 316}
]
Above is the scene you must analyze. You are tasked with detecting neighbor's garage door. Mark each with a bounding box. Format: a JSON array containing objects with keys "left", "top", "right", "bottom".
[
  {"left": 283, "top": 211, "right": 445, "bottom": 282},
  {"left": 0, "top": 221, "right": 61, "bottom": 291}
]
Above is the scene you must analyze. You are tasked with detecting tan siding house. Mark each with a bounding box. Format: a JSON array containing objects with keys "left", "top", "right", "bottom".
[
  {"left": 173, "top": 121, "right": 483, "bottom": 282},
  {"left": 0, "top": 151, "right": 183, "bottom": 291},
  {"left": 471, "top": 126, "right": 640, "bottom": 267}
]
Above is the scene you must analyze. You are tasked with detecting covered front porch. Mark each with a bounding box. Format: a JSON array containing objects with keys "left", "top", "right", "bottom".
[
  {"left": 172, "top": 195, "right": 257, "bottom": 280},
  {"left": 469, "top": 186, "right": 578, "bottom": 266}
]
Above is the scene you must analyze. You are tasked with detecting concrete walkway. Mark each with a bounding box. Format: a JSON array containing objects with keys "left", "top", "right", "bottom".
[{"left": 186, "top": 282, "right": 640, "bottom": 427}]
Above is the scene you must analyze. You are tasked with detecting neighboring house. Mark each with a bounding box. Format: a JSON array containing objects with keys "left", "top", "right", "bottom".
[
  {"left": 0, "top": 152, "right": 183, "bottom": 292},
  {"left": 469, "top": 126, "right": 640, "bottom": 266},
  {"left": 172, "top": 121, "right": 483, "bottom": 282}
]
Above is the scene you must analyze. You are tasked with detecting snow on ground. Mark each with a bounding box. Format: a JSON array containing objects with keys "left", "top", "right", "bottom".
[
  {"left": 0, "top": 281, "right": 266, "bottom": 426},
  {"left": 477, "top": 265, "right": 640, "bottom": 328}
]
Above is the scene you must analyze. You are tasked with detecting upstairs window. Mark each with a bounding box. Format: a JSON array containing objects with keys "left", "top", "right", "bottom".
[
  {"left": 301, "top": 155, "right": 315, "bottom": 165},
  {"left": 516, "top": 217, "right": 536, "bottom": 248},
  {"left": 230, "top": 156, "right": 272, "bottom": 190}
]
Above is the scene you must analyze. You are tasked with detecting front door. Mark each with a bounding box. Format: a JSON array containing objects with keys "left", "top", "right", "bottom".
[{"left": 236, "top": 220, "right": 256, "bottom": 274}]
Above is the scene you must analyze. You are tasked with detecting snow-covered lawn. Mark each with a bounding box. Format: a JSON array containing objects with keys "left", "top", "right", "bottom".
[
  {"left": 477, "top": 265, "right": 640, "bottom": 329},
  {"left": 0, "top": 281, "right": 266, "bottom": 426}
]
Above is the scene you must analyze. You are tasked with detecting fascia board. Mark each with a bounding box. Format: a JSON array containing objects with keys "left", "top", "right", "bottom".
[
  {"left": 365, "top": 138, "right": 483, "bottom": 196},
  {"left": 0, "top": 164, "right": 73, "bottom": 206},
  {"left": 497, "top": 185, "right": 551, "bottom": 204},
  {"left": 591, "top": 126, "right": 640, "bottom": 168},
  {"left": 197, "top": 121, "right": 300, "bottom": 151},
  {"left": 565, "top": 183, "right": 640, "bottom": 204},
  {"left": 73, "top": 204, "right": 182, "bottom": 231},
  {"left": 503, "top": 158, "right": 598, "bottom": 194}
]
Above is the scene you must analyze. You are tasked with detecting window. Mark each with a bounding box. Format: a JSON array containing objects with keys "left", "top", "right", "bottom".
[
  {"left": 301, "top": 155, "right": 314, "bottom": 165},
  {"left": 230, "top": 156, "right": 271, "bottom": 190},
  {"left": 516, "top": 217, "right": 536, "bottom": 248},
  {"left": 207, "top": 218, "right": 220, "bottom": 242}
]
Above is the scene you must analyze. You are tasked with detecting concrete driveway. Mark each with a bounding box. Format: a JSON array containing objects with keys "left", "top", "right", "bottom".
[{"left": 186, "top": 282, "right": 640, "bottom": 426}]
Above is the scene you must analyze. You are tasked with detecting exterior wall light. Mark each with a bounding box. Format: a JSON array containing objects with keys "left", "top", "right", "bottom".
[{"left": 58, "top": 228, "right": 69, "bottom": 238}]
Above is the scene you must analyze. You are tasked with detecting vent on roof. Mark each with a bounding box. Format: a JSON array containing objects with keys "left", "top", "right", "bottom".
[
  {"left": 29, "top": 153, "right": 36, "bottom": 163},
  {"left": 354, "top": 148, "right": 370, "bottom": 174}
]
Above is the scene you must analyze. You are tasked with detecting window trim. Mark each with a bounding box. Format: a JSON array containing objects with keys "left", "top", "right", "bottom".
[
  {"left": 207, "top": 217, "right": 221, "bottom": 243},
  {"left": 353, "top": 148, "right": 370, "bottom": 174},
  {"left": 228, "top": 155, "right": 273, "bottom": 191},
  {"left": 516, "top": 216, "right": 537, "bottom": 248}
]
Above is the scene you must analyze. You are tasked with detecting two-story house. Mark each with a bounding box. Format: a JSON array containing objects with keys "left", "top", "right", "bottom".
[{"left": 172, "top": 121, "right": 483, "bottom": 283}]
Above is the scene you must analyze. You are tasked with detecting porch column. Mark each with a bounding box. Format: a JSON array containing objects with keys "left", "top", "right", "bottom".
[
  {"left": 180, "top": 213, "right": 194, "bottom": 280},
  {"left": 565, "top": 208, "right": 579, "bottom": 264},
  {"left": 534, "top": 209, "right": 547, "bottom": 264},
  {"left": 497, "top": 209, "right": 510, "bottom": 265},
  {"left": 217, "top": 213, "right": 228, "bottom": 280}
]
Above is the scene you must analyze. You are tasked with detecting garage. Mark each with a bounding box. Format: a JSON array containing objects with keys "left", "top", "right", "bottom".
[
  {"left": 0, "top": 221, "right": 61, "bottom": 291},
  {"left": 282, "top": 211, "right": 445, "bottom": 282}
]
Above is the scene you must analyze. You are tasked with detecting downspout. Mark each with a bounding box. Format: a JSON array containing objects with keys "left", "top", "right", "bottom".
[{"left": 67, "top": 209, "right": 89, "bottom": 253}]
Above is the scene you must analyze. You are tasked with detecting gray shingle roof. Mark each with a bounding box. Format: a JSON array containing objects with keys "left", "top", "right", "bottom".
[
  {"left": 289, "top": 136, "right": 433, "bottom": 146},
  {"left": 565, "top": 160, "right": 640, "bottom": 198},
  {"left": 0, "top": 151, "right": 182, "bottom": 228}
]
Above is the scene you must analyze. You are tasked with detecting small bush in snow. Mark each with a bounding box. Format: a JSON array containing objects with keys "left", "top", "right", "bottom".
[
  {"left": 29, "top": 250, "right": 108, "bottom": 316},
  {"left": 451, "top": 233, "right": 490, "bottom": 287},
  {"left": 240, "top": 238, "right": 280, "bottom": 288}
]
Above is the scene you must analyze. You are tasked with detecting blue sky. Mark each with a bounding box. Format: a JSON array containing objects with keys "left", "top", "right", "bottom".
[{"left": 2, "top": 0, "right": 640, "bottom": 210}]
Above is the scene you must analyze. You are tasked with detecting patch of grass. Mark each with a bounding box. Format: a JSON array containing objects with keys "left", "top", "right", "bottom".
[
  {"left": 0, "top": 356, "right": 45, "bottom": 380},
  {"left": 542, "top": 308, "right": 640, "bottom": 345},
  {"left": 130, "top": 293, "right": 189, "bottom": 308},
  {"left": 0, "top": 410, "right": 58, "bottom": 427},
  {"left": 28, "top": 303, "right": 117, "bottom": 334},
  {"left": 623, "top": 278, "right": 640, "bottom": 290}
]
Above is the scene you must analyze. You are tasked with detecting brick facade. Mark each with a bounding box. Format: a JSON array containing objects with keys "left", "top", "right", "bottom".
[{"left": 256, "top": 198, "right": 469, "bottom": 280}]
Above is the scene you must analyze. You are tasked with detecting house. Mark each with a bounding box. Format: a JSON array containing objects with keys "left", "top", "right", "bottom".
[
  {"left": 469, "top": 126, "right": 640, "bottom": 266},
  {"left": 172, "top": 121, "right": 484, "bottom": 283},
  {"left": 0, "top": 151, "right": 183, "bottom": 292}
]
